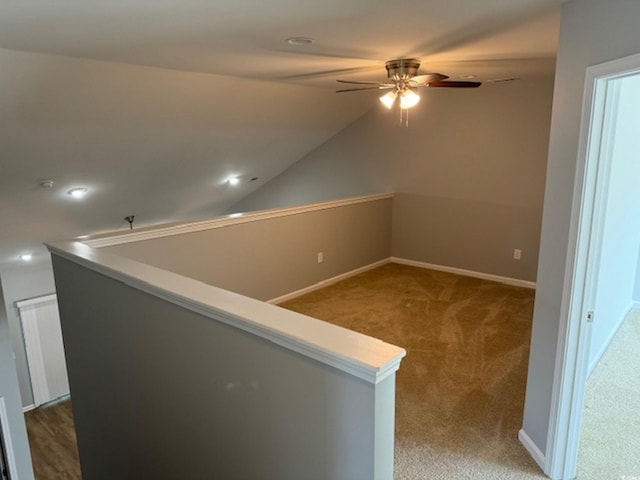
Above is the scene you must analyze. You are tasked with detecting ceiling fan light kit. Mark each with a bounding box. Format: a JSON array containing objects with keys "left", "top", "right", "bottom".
[
  {"left": 337, "top": 58, "right": 481, "bottom": 125},
  {"left": 379, "top": 90, "right": 397, "bottom": 109}
]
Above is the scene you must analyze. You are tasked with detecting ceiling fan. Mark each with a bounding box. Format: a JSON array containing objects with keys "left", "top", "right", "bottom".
[{"left": 336, "top": 58, "right": 481, "bottom": 123}]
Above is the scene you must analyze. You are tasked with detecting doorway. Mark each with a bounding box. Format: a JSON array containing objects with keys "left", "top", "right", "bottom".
[
  {"left": 545, "top": 53, "right": 640, "bottom": 479},
  {"left": 16, "top": 294, "right": 70, "bottom": 408}
]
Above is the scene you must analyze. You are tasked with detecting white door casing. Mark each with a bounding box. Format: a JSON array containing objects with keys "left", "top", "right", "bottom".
[
  {"left": 16, "top": 294, "right": 69, "bottom": 407},
  {"left": 544, "top": 52, "right": 640, "bottom": 480}
]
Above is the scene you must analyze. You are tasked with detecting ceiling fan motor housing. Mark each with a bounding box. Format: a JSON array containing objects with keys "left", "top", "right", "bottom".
[{"left": 385, "top": 59, "right": 421, "bottom": 79}]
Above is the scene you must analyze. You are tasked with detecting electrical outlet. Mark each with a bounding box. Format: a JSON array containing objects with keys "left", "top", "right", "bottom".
[
  {"left": 513, "top": 249, "right": 522, "bottom": 260},
  {"left": 317, "top": 252, "right": 324, "bottom": 264}
]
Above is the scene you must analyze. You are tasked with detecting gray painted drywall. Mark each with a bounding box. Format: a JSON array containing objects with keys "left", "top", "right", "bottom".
[
  {"left": 0, "top": 47, "right": 372, "bottom": 266},
  {"left": 231, "top": 77, "right": 554, "bottom": 282},
  {"left": 104, "top": 197, "right": 392, "bottom": 301},
  {"left": 522, "top": 0, "right": 640, "bottom": 456},
  {"left": 52, "top": 254, "right": 396, "bottom": 480},
  {"left": 392, "top": 193, "right": 541, "bottom": 281},
  {"left": 589, "top": 74, "right": 640, "bottom": 373},
  {"left": 0, "top": 261, "right": 56, "bottom": 408},
  {"left": 0, "top": 278, "right": 35, "bottom": 479}
]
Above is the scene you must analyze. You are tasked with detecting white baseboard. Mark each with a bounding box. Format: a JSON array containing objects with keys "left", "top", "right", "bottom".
[
  {"left": 390, "top": 257, "right": 537, "bottom": 289},
  {"left": 22, "top": 404, "right": 35, "bottom": 413},
  {"left": 268, "top": 259, "right": 390, "bottom": 304},
  {"left": 518, "top": 429, "right": 546, "bottom": 472},
  {"left": 271, "top": 256, "right": 536, "bottom": 304}
]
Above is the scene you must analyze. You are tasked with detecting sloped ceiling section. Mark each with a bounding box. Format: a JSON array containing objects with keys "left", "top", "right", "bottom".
[
  {"left": 0, "top": 0, "right": 563, "bottom": 270},
  {"left": 0, "top": 48, "right": 372, "bottom": 268}
]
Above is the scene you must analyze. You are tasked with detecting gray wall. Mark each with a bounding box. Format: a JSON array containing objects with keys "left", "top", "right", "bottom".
[
  {"left": 105, "top": 197, "right": 392, "bottom": 301},
  {"left": 0, "top": 278, "right": 35, "bottom": 480},
  {"left": 0, "top": 46, "right": 372, "bottom": 263},
  {"left": 231, "top": 77, "right": 554, "bottom": 282},
  {"left": 1, "top": 261, "right": 56, "bottom": 408},
  {"left": 392, "top": 193, "right": 541, "bottom": 282},
  {"left": 522, "top": 0, "right": 640, "bottom": 456},
  {"left": 589, "top": 74, "right": 640, "bottom": 373},
  {"left": 52, "top": 254, "right": 396, "bottom": 480}
]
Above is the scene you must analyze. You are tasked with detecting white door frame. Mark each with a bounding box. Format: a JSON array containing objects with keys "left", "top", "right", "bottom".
[
  {"left": 544, "top": 52, "right": 640, "bottom": 479},
  {"left": 15, "top": 293, "right": 69, "bottom": 408}
]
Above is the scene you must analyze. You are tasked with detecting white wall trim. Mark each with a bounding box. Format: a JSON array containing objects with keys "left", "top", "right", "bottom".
[
  {"left": 84, "top": 193, "right": 394, "bottom": 249},
  {"left": 47, "top": 240, "right": 406, "bottom": 385},
  {"left": 270, "top": 255, "right": 536, "bottom": 306},
  {"left": 390, "top": 257, "right": 536, "bottom": 289},
  {"left": 518, "top": 428, "right": 546, "bottom": 471},
  {"left": 268, "top": 259, "right": 390, "bottom": 304},
  {"left": 17, "top": 303, "right": 50, "bottom": 407},
  {"left": 22, "top": 404, "right": 35, "bottom": 413},
  {"left": 15, "top": 293, "right": 56, "bottom": 309},
  {"left": 0, "top": 397, "right": 19, "bottom": 480}
]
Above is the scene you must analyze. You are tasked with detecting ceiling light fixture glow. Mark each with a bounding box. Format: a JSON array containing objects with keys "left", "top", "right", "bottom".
[
  {"left": 67, "top": 187, "right": 88, "bottom": 198},
  {"left": 227, "top": 177, "right": 241, "bottom": 186},
  {"left": 379, "top": 91, "right": 397, "bottom": 109},
  {"left": 399, "top": 89, "right": 420, "bottom": 109},
  {"left": 19, "top": 254, "right": 33, "bottom": 261}
]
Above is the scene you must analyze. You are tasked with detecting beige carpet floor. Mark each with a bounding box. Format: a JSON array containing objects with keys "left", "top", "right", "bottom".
[
  {"left": 280, "top": 262, "right": 548, "bottom": 479},
  {"left": 577, "top": 308, "right": 640, "bottom": 480}
]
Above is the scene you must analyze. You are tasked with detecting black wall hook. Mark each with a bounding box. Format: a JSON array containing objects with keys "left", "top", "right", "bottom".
[{"left": 124, "top": 215, "right": 135, "bottom": 230}]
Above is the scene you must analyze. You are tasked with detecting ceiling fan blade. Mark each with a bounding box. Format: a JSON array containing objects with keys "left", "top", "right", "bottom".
[
  {"left": 409, "top": 73, "right": 449, "bottom": 84},
  {"left": 336, "top": 79, "right": 388, "bottom": 86},
  {"left": 426, "top": 80, "right": 482, "bottom": 88},
  {"left": 280, "top": 65, "right": 380, "bottom": 81},
  {"left": 336, "top": 86, "right": 394, "bottom": 93}
]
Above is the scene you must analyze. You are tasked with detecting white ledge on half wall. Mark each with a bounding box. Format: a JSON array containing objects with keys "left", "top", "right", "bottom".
[
  {"left": 84, "top": 193, "right": 394, "bottom": 248},
  {"left": 46, "top": 238, "right": 406, "bottom": 385}
]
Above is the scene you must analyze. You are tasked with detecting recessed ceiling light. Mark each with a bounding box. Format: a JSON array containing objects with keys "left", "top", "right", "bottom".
[
  {"left": 68, "top": 187, "right": 88, "bottom": 198},
  {"left": 19, "top": 254, "right": 33, "bottom": 261},
  {"left": 227, "top": 177, "right": 241, "bottom": 186},
  {"left": 286, "top": 37, "right": 314, "bottom": 46},
  {"left": 39, "top": 180, "right": 54, "bottom": 188}
]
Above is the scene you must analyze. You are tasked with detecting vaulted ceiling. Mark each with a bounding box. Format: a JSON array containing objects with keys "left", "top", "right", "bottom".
[{"left": 0, "top": 0, "right": 563, "bottom": 270}]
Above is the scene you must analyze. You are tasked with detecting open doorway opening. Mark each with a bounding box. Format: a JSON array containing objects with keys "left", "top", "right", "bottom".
[
  {"left": 576, "top": 68, "right": 640, "bottom": 478},
  {"left": 545, "top": 53, "right": 640, "bottom": 479}
]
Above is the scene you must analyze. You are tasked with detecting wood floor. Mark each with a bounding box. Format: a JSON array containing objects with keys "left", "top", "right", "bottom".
[{"left": 24, "top": 398, "right": 82, "bottom": 480}]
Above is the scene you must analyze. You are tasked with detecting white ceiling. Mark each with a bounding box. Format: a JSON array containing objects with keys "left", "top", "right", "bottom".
[{"left": 0, "top": 0, "right": 563, "bottom": 271}]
